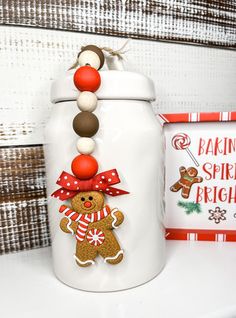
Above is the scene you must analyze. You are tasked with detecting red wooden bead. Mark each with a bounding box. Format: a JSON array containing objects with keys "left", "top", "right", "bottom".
[
  {"left": 71, "top": 154, "right": 98, "bottom": 179},
  {"left": 73, "top": 66, "right": 101, "bottom": 92}
]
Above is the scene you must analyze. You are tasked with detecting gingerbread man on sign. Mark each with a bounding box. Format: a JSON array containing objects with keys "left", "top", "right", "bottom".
[{"left": 170, "top": 166, "right": 203, "bottom": 199}]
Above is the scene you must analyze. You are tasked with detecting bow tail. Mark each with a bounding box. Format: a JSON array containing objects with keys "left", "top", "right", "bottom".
[
  {"left": 51, "top": 188, "right": 78, "bottom": 201},
  {"left": 103, "top": 186, "right": 129, "bottom": 196}
]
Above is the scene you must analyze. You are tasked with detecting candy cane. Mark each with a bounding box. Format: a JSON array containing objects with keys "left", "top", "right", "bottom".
[{"left": 172, "top": 133, "right": 199, "bottom": 167}]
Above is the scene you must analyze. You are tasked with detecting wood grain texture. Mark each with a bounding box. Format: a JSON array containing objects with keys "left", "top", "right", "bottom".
[
  {"left": 1, "top": 0, "right": 236, "bottom": 48},
  {"left": 0, "top": 145, "right": 50, "bottom": 254}
]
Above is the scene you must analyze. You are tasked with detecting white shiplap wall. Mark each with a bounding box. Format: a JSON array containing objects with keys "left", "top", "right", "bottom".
[{"left": 0, "top": 26, "right": 236, "bottom": 146}]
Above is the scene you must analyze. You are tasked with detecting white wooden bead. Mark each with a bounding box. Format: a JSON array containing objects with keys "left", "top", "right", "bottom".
[
  {"left": 76, "top": 137, "right": 95, "bottom": 154},
  {"left": 78, "top": 50, "right": 101, "bottom": 70},
  {"left": 77, "top": 91, "right": 97, "bottom": 112}
]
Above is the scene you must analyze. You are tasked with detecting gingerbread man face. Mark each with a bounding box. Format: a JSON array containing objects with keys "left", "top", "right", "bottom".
[
  {"left": 187, "top": 167, "right": 198, "bottom": 177},
  {"left": 71, "top": 191, "right": 105, "bottom": 214}
]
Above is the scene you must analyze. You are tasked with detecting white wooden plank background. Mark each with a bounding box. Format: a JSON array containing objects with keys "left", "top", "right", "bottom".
[
  {"left": 1, "top": 0, "right": 236, "bottom": 48},
  {"left": 0, "top": 26, "right": 236, "bottom": 146}
]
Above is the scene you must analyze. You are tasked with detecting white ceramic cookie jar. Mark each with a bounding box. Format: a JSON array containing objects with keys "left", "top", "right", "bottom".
[{"left": 44, "top": 69, "right": 165, "bottom": 291}]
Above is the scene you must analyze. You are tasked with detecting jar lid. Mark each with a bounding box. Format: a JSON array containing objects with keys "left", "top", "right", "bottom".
[{"left": 51, "top": 70, "right": 155, "bottom": 103}]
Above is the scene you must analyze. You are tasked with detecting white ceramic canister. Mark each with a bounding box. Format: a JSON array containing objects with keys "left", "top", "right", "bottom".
[{"left": 44, "top": 69, "right": 165, "bottom": 291}]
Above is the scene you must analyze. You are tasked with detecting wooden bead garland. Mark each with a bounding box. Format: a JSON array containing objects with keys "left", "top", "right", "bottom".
[
  {"left": 78, "top": 50, "right": 101, "bottom": 70},
  {"left": 72, "top": 45, "right": 105, "bottom": 178},
  {"left": 52, "top": 44, "right": 129, "bottom": 269},
  {"left": 73, "top": 66, "right": 101, "bottom": 92},
  {"left": 71, "top": 154, "right": 98, "bottom": 179},
  {"left": 73, "top": 112, "right": 99, "bottom": 137},
  {"left": 77, "top": 91, "right": 97, "bottom": 112},
  {"left": 76, "top": 137, "right": 95, "bottom": 154},
  {"left": 78, "top": 45, "right": 105, "bottom": 70}
]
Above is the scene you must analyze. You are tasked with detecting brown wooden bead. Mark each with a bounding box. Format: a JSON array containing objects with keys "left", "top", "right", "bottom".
[
  {"left": 78, "top": 45, "right": 104, "bottom": 70},
  {"left": 73, "top": 111, "right": 99, "bottom": 137}
]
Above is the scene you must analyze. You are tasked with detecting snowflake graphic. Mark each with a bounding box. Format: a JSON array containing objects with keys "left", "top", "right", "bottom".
[{"left": 208, "top": 207, "right": 226, "bottom": 224}]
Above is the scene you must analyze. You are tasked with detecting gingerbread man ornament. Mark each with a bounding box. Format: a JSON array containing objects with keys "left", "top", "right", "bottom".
[
  {"left": 170, "top": 166, "right": 203, "bottom": 199},
  {"left": 52, "top": 168, "right": 129, "bottom": 267},
  {"left": 60, "top": 191, "right": 124, "bottom": 266}
]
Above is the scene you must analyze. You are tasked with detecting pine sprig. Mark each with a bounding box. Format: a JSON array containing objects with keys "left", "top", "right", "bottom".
[{"left": 177, "top": 201, "right": 202, "bottom": 215}]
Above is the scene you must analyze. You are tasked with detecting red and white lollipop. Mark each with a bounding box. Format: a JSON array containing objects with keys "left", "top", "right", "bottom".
[{"left": 172, "top": 133, "right": 199, "bottom": 167}]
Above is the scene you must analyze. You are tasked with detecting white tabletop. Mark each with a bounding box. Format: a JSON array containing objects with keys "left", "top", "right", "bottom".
[{"left": 0, "top": 241, "right": 236, "bottom": 318}]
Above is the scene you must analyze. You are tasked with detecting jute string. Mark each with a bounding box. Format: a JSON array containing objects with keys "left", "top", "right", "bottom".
[{"left": 68, "top": 39, "right": 130, "bottom": 70}]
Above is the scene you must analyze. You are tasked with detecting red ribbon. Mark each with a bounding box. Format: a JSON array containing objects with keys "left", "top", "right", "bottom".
[{"left": 51, "top": 169, "right": 129, "bottom": 201}]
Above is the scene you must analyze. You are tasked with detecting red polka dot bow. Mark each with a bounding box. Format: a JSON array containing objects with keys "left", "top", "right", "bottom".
[{"left": 51, "top": 169, "right": 129, "bottom": 201}]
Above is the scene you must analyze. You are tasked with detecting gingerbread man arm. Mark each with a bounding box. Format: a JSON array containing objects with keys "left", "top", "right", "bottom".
[
  {"left": 192, "top": 176, "right": 203, "bottom": 184},
  {"left": 179, "top": 166, "right": 186, "bottom": 177},
  {"left": 95, "top": 209, "right": 124, "bottom": 230},
  {"left": 60, "top": 217, "right": 77, "bottom": 234},
  {"left": 108, "top": 209, "right": 124, "bottom": 229}
]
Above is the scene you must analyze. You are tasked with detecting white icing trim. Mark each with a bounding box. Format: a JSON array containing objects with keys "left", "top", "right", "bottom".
[
  {"left": 104, "top": 250, "right": 123, "bottom": 263},
  {"left": 73, "top": 254, "right": 95, "bottom": 265},
  {"left": 66, "top": 217, "right": 74, "bottom": 235},
  {"left": 111, "top": 208, "right": 119, "bottom": 228}
]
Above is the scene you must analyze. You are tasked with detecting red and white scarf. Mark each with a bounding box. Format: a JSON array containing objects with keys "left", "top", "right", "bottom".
[{"left": 59, "top": 205, "right": 111, "bottom": 242}]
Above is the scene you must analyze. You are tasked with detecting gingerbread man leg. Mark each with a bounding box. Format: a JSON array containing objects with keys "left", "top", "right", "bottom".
[
  {"left": 170, "top": 181, "right": 182, "bottom": 192},
  {"left": 74, "top": 240, "right": 98, "bottom": 267},
  {"left": 98, "top": 231, "right": 123, "bottom": 265},
  {"left": 181, "top": 185, "right": 191, "bottom": 198}
]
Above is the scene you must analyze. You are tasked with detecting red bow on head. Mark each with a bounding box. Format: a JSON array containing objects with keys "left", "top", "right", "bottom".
[{"left": 51, "top": 169, "right": 129, "bottom": 201}]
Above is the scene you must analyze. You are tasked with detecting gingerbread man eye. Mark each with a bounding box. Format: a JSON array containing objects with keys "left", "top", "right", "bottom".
[
  {"left": 89, "top": 196, "right": 93, "bottom": 201},
  {"left": 81, "top": 197, "right": 85, "bottom": 201}
]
